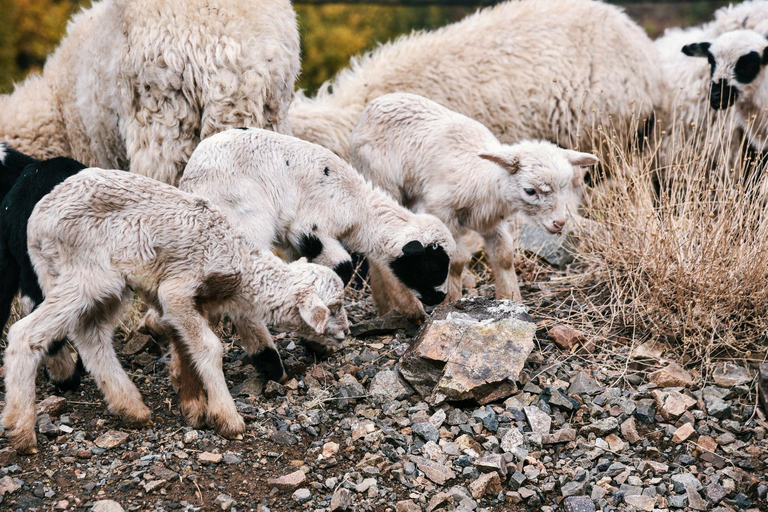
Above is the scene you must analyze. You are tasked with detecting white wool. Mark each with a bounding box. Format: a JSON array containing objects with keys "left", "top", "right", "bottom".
[
  {"left": 0, "top": 143, "right": 6, "bottom": 164},
  {"left": 655, "top": 1, "right": 768, "bottom": 148},
  {"left": 2, "top": 168, "right": 347, "bottom": 453},
  {"left": 290, "top": 0, "right": 664, "bottom": 161},
  {"left": 0, "top": 0, "right": 299, "bottom": 185},
  {"left": 180, "top": 127, "right": 456, "bottom": 321},
  {"left": 350, "top": 93, "right": 599, "bottom": 303}
]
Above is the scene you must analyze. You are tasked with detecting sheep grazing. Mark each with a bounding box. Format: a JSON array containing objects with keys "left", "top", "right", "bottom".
[
  {"left": 655, "top": 1, "right": 768, "bottom": 150},
  {"left": 179, "top": 128, "right": 455, "bottom": 322},
  {"left": 3, "top": 169, "right": 348, "bottom": 453},
  {"left": 289, "top": 0, "right": 664, "bottom": 162},
  {"left": 0, "top": 147, "right": 86, "bottom": 391},
  {"left": 351, "top": 93, "right": 599, "bottom": 302},
  {"left": 682, "top": 28, "right": 768, "bottom": 157},
  {"left": 0, "top": 0, "right": 299, "bottom": 185}
]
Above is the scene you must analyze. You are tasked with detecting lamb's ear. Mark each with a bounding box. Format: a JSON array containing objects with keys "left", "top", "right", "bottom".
[
  {"left": 295, "top": 257, "right": 308, "bottom": 264},
  {"left": 682, "top": 42, "right": 711, "bottom": 57},
  {"left": 479, "top": 152, "right": 520, "bottom": 174},
  {"left": 563, "top": 150, "right": 599, "bottom": 167},
  {"left": 402, "top": 240, "right": 425, "bottom": 256},
  {"left": 298, "top": 291, "right": 331, "bottom": 334}
]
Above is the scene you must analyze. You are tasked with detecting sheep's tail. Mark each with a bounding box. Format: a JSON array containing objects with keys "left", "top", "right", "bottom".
[{"left": 0, "top": 238, "right": 20, "bottom": 334}]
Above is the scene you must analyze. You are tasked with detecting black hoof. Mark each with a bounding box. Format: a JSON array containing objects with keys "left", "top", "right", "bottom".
[
  {"left": 50, "top": 354, "right": 85, "bottom": 392},
  {"left": 248, "top": 347, "right": 286, "bottom": 383}
]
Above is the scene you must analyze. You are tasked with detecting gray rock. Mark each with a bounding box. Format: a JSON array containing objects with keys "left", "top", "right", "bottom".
[
  {"left": 369, "top": 369, "right": 414, "bottom": 404},
  {"left": 331, "top": 487, "right": 353, "bottom": 511},
  {"left": 92, "top": 501, "right": 125, "bottom": 512},
  {"left": 568, "top": 373, "right": 602, "bottom": 395},
  {"left": 670, "top": 473, "right": 703, "bottom": 493},
  {"left": 563, "top": 496, "right": 596, "bottom": 512},
  {"left": 412, "top": 422, "right": 440, "bottom": 443},
  {"left": 518, "top": 221, "right": 575, "bottom": 268},
  {"left": 215, "top": 494, "right": 236, "bottom": 511},
  {"left": 524, "top": 406, "right": 552, "bottom": 435},
  {"left": 561, "top": 479, "right": 588, "bottom": 497},
  {"left": 292, "top": 488, "right": 312, "bottom": 504}
]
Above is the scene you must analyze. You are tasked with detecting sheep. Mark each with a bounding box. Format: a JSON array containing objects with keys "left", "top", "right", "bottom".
[
  {"left": 2, "top": 168, "right": 349, "bottom": 453},
  {"left": 289, "top": 0, "right": 665, "bottom": 163},
  {"left": 350, "top": 93, "right": 599, "bottom": 302},
  {"left": 682, "top": 28, "right": 768, "bottom": 162},
  {"left": 0, "top": 147, "right": 86, "bottom": 391},
  {"left": 0, "top": 0, "right": 299, "bottom": 185},
  {"left": 178, "top": 127, "right": 456, "bottom": 322},
  {"left": 654, "top": 1, "right": 768, "bottom": 151}
]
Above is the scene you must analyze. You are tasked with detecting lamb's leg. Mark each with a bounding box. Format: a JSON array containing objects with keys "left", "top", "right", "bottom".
[
  {"left": 446, "top": 238, "right": 471, "bottom": 303},
  {"left": 2, "top": 290, "right": 81, "bottom": 453},
  {"left": 0, "top": 244, "right": 20, "bottom": 333},
  {"left": 233, "top": 315, "right": 286, "bottom": 383},
  {"left": 166, "top": 331, "right": 208, "bottom": 429},
  {"left": 158, "top": 283, "right": 244, "bottom": 439},
  {"left": 483, "top": 219, "right": 522, "bottom": 302},
  {"left": 370, "top": 259, "right": 426, "bottom": 323},
  {"left": 72, "top": 294, "right": 151, "bottom": 427},
  {"left": 368, "top": 259, "right": 394, "bottom": 315}
]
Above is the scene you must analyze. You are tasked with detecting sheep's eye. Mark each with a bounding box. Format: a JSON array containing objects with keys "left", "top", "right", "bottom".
[{"left": 524, "top": 188, "right": 537, "bottom": 196}]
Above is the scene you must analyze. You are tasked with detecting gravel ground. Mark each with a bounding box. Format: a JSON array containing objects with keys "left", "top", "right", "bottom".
[{"left": 0, "top": 263, "right": 766, "bottom": 512}]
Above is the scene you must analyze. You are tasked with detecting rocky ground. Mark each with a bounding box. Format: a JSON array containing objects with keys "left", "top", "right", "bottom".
[{"left": 0, "top": 251, "right": 767, "bottom": 512}]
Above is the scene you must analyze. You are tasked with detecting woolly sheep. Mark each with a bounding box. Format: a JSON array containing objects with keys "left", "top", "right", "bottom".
[
  {"left": 289, "top": 0, "right": 664, "bottom": 162},
  {"left": 351, "top": 93, "right": 599, "bottom": 302},
  {"left": 0, "top": 150, "right": 86, "bottom": 392},
  {"left": 655, "top": 1, "right": 768, "bottom": 148},
  {"left": 2, "top": 169, "right": 348, "bottom": 453},
  {"left": 0, "top": 0, "right": 299, "bottom": 185},
  {"left": 179, "top": 127, "right": 456, "bottom": 322},
  {"left": 682, "top": 28, "right": 768, "bottom": 156}
]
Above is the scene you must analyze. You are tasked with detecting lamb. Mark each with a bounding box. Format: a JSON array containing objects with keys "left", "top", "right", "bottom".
[
  {"left": 289, "top": 0, "right": 665, "bottom": 162},
  {"left": 0, "top": 0, "right": 300, "bottom": 185},
  {"left": 0, "top": 147, "right": 86, "bottom": 391},
  {"left": 654, "top": 1, "right": 768, "bottom": 150},
  {"left": 350, "top": 93, "right": 599, "bottom": 302},
  {"left": 2, "top": 168, "right": 349, "bottom": 453},
  {"left": 178, "top": 127, "right": 456, "bottom": 322}
]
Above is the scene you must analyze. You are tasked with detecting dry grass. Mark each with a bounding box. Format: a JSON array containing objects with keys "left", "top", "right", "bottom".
[{"left": 557, "top": 107, "right": 768, "bottom": 371}]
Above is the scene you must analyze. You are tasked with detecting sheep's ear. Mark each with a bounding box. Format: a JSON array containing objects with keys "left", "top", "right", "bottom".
[
  {"left": 296, "top": 257, "right": 308, "bottom": 264},
  {"left": 298, "top": 292, "right": 331, "bottom": 334},
  {"left": 563, "top": 150, "right": 599, "bottom": 167},
  {"left": 682, "top": 42, "right": 711, "bottom": 57},
  {"left": 402, "top": 240, "right": 425, "bottom": 256},
  {"left": 479, "top": 152, "right": 520, "bottom": 174}
]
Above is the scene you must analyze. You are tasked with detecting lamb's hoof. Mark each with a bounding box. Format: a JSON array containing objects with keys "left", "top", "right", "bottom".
[
  {"left": 9, "top": 429, "right": 38, "bottom": 455},
  {"left": 181, "top": 401, "right": 208, "bottom": 429},
  {"left": 300, "top": 338, "right": 341, "bottom": 358},
  {"left": 123, "top": 407, "right": 152, "bottom": 428},
  {"left": 209, "top": 412, "right": 246, "bottom": 440},
  {"left": 249, "top": 348, "right": 286, "bottom": 383}
]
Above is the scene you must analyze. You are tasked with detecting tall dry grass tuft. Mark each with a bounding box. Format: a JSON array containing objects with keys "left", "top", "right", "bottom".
[{"left": 566, "top": 104, "right": 768, "bottom": 368}]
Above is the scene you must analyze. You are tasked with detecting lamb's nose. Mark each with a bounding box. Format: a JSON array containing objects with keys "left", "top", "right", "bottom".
[{"left": 552, "top": 220, "right": 565, "bottom": 232}]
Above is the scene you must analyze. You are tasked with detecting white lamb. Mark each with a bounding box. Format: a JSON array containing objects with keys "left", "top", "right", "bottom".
[
  {"left": 179, "top": 128, "right": 456, "bottom": 322},
  {"left": 290, "top": 0, "right": 664, "bottom": 162},
  {"left": 655, "top": 1, "right": 768, "bottom": 150},
  {"left": 2, "top": 169, "right": 348, "bottom": 453},
  {"left": 0, "top": 0, "right": 299, "bottom": 185},
  {"left": 351, "top": 94, "right": 599, "bottom": 302}
]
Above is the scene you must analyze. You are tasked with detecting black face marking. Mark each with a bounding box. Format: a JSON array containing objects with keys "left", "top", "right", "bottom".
[
  {"left": 402, "top": 240, "right": 425, "bottom": 256},
  {"left": 286, "top": 160, "right": 290, "bottom": 166},
  {"left": 312, "top": 224, "right": 318, "bottom": 231},
  {"left": 390, "top": 242, "right": 450, "bottom": 306},
  {"left": 236, "top": 127, "right": 249, "bottom": 130},
  {"left": 297, "top": 233, "right": 323, "bottom": 260},
  {"left": 333, "top": 260, "right": 354, "bottom": 285},
  {"left": 734, "top": 51, "right": 762, "bottom": 84},
  {"left": 249, "top": 347, "right": 286, "bottom": 383},
  {"left": 682, "top": 42, "right": 711, "bottom": 58},
  {"left": 707, "top": 52, "right": 716, "bottom": 77},
  {"left": 323, "top": 167, "right": 330, "bottom": 176},
  {"left": 710, "top": 79, "right": 739, "bottom": 110}
]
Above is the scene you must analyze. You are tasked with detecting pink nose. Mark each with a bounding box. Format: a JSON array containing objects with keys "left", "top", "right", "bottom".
[{"left": 552, "top": 220, "right": 565, "bottom": 232}]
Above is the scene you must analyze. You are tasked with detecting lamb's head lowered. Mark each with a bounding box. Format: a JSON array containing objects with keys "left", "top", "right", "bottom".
[
  {"left": 683, "top": 29, "right": 768, "bottom": 110},
  {"left": 479, "top": 140, "right": 599, "bottom": 234},
  {"left": 280, "top": 259, "right": 350, "bottom": 353},
  {"left": 383, "top": 213, "right": 455, "bottom": 307}
]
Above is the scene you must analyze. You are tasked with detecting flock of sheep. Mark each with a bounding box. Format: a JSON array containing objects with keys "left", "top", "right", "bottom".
[{"left": 0, "top": 0, "right": 765, "bottom": 455}]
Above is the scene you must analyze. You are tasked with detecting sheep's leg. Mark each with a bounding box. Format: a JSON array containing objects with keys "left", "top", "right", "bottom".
[
  {"left": 446, "top": 238, "right": 471, "bottom": 303},
  {"left": 158, "top": 284, "right": 244, "bottom": 439},
  {"left": 370, "top": 259, "right": 426, "bottom": 323},
  {"left": 72, "top": 294, "right": 151, "bottom": 427},
  {"left": 368, "top": 259, "right": 394, "bottom": 316},
  {"left": 233, "top": 316, "right": 286, "bottom": 383},
  {"left": 0, "top": 245, "right": 20, "bottom": 332},
  {"left": 16, "top": 260, "right": 84, "bottom": 391},
  {"left": 167, "top": 332, "right": 208, "bottom": 429},
  {"left": 483, "top": 219, "right": 522, "bottom": 302},
  {"left": 2, "top": 290, "right": 81, "bottom": 453}
]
